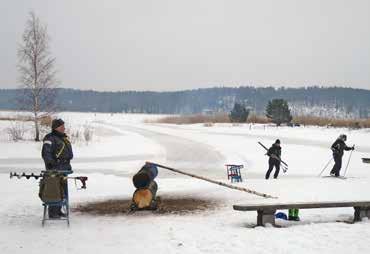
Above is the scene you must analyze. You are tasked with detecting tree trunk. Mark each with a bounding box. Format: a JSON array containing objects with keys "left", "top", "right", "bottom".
[
  {"left": 132, "top": 180, "right": 158, "bottom": 209},
  {"left": 34, "top": 116, "right": 40, "bottom": 141}
]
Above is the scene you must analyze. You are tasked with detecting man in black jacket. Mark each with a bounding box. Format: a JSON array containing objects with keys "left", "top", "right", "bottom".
[
  {"left": 330, "top": 134, "right": 354, "bottom": 177},
  {"left": 265, "top": 139, "right": 282, "bottom": 179},
  {"left": 41, "top": 118, "right": 73, "bottom": 218}
]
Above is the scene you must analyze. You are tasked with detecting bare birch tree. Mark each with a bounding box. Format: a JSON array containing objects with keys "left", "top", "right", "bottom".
[{"left": 17, "top": 11, "right": 58, "bottom": 141}]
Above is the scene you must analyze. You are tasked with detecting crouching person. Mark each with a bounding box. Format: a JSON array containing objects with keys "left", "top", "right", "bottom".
[{"left": 41, "top": 118, "right": 73, "bottom": 218}]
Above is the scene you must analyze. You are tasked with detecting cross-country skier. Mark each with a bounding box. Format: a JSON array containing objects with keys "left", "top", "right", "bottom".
[
  {"left": 265, "top": 139, "right": 282, "bottom": 179},
  {"left": 330, "top": 134, "right": 354, "bottom": 177}
]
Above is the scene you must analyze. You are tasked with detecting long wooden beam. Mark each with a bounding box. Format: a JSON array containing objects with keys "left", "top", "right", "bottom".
[{"left": 146, "top": 162, "right": 277, "bottom": 199}]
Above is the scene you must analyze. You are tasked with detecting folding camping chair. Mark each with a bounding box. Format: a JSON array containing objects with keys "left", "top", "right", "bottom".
[
  {"left": 40, "top": 171, "right": 72, "bottom": 227},
  {"left": 225, "top": 164, "right": 244, "bottom": 183}
]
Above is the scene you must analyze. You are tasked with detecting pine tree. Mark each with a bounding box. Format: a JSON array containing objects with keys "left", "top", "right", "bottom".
[
  {"left": 266, "top": 99, "right": 292, "bottom": 126},
  {"left": 229, "top": 103, "right": 249, "bottom": 123}
]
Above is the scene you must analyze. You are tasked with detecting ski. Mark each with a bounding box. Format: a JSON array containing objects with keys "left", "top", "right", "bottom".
[
  {"left": 336, "top": 220, "right": 354, "bottom": 224},
  {"left": 321, "top": 176, "right": 347, "bottom": 180}
]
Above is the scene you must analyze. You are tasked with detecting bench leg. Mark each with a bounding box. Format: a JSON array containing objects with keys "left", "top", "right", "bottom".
[
  {"left": 257, "top": 209, "right": 276, "bottom": 226},
  {"left": 354, "top": 207, "right": 370, "bottom": 222}
]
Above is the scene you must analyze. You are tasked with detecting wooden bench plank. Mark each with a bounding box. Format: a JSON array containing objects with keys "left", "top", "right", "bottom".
[{"left": 234, "top": 201, "right": 370, "bottom": 211}]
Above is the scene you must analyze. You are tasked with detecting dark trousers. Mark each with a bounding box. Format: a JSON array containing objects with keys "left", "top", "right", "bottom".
[
  {"left": 265, "top": 158, "right": 280, "bottom": 179},
  {"left": 330, "top": 154, "right": 342, "bottom": 176}
]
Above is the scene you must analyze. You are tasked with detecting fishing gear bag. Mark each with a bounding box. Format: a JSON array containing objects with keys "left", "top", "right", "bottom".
[{"left": 39, "top": 173, "right": 66, "bottom": 202}]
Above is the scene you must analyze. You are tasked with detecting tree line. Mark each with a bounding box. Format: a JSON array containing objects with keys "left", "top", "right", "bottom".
[{"left": 0, "top": 87, "right": 369, "bottom": 117}]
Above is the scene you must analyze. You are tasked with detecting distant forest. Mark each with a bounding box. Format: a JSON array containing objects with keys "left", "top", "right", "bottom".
[{"left": 0, "top": 87, "right": 369, "bottom": 118}]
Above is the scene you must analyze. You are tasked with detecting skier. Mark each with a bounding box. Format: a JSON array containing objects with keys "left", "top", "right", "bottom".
[
  {"left": 41, "top": 118, "right": 73, "bottom": 218},
  {"left": 330, "top": 134, "right": 354, "bottom": 177},
  {"left": 265, "top": 139, "right": 282, "bottom": 179}
]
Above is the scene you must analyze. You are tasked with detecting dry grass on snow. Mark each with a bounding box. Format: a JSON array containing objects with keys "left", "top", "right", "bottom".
[
  {"left": 0, "top": 115, "right": 52, "bottom": 126},
  {"left": 150, "top": 113, "right": 269, "bottom": 125},
  {"left": 151, "top": 113, "right": 370, "bottom": 128},
  {"left": 292, "top": 116, "right": 370, "bottom": 128}
]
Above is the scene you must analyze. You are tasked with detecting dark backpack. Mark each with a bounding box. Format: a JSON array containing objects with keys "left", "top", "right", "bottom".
[{"left": 39, "top": 174, "right": 65, "bottom": 202}]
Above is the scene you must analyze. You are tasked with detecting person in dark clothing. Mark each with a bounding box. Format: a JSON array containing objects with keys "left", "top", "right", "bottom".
[
  {"left": 41, "top": 118, "right": 73, "bottom": 218},
  {"left": 265, "top": 139, "right": 282, "bottom": 179},
  {"left": 330, "top": 134, "right": 354, "bottom": 177}
]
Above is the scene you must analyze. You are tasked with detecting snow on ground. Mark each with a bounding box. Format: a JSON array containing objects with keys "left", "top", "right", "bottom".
[{"left": 1, "top": 111, "right": 370, "bottom": 254}]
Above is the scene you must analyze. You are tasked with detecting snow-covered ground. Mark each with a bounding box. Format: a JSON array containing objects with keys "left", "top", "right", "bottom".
[{"left": 1, "top": 111, "right": 370, "bottom": 254}]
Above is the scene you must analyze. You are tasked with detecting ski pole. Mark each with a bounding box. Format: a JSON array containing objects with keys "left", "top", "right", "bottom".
[
  {"left": 343, "top": 147, "right": 354, "bottom": 177},
  {"left": 318, "top": 157, "right": 333, "bottom": 177}
]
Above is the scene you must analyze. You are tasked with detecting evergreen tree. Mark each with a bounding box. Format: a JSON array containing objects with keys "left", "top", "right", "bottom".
[
  {"left": 229, "top": 103, "right": 249, "bottom": 122},
  {"left": 266, "top": 99, "right": 292, "bottom": 126}
]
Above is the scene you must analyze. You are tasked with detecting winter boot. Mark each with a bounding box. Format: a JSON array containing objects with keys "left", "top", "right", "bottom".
[{"left": 288, "top": 208, "right": 300, "bottom": 221}]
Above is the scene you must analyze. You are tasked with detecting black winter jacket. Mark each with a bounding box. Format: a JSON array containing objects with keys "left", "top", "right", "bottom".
[
  {"left": 41, "top": 130, "right": 73, "bottom": 171},
  {"left": 267, "top": 143, "right": 281, "bottom": 160},
  {"left": 331, "top": 139, "right": 352, "bottom": 157}
]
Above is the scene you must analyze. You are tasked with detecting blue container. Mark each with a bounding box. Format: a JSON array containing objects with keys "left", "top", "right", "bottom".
[
  {"left": 133, "top": 164, "right": 158, "bottom": 188},
  {"left": 275, "top": 212, "right": 288, "bottom": 220}
]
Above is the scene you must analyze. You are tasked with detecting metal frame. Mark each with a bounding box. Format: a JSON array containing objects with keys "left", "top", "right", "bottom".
[
  {"left": 225, "top": 164, "right": 243, "bottom": 182},
  {"left": 41, "top": 171, "right": 72, "bottom": 227}
]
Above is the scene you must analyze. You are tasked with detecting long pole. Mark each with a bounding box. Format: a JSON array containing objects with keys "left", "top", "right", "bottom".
[
  {"left": 318, "top": 157, "right": 333, "bottom": 177},
  {"left": 146, "top": 162, "right": 277, "bottom": 199},
  {"left": 343, "top": 149, "right": 354, "bottom": 177}
]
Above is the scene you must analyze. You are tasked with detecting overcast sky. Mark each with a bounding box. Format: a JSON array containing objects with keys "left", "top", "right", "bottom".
[{"left": 1, "top": 0, "right": 370, "bottom": 91}]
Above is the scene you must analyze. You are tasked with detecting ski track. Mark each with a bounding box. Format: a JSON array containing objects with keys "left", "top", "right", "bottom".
[{"left": 95, "top": 122, "right": 226, "bottom": 177}]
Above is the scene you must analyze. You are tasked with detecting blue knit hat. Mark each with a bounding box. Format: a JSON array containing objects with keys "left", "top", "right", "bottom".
[{"left": 52, "top": 118, "right": 64, "bottom": 130}]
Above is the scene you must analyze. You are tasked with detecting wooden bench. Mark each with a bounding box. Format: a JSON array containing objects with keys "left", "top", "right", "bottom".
[{"left": 233, "top": 201, "right": 370, "bottom": 226}]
